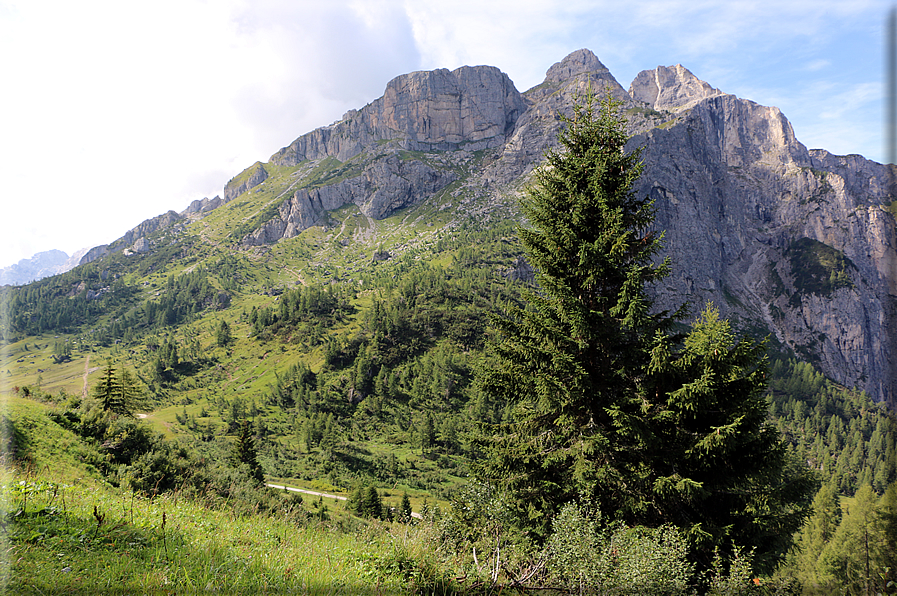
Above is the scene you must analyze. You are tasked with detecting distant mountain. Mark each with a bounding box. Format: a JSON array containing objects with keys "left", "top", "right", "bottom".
[
  {"left": 1, "top": 249, "right": 68, "bottom": 285},
  {"left": 7, "top": 49, "right": 896, "bottom": 407},
  {"left": 0, "top": 247, "right": 95, "bottom": 285}
]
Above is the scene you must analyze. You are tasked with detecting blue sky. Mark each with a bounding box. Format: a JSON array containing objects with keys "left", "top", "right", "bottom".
[{"left": 0, "top": 0, "right": 890, "bottom": 268}]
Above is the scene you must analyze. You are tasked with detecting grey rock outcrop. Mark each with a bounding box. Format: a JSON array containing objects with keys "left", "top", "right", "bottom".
[
  {"left": 130, "top": 237, "right": 150, "bottom": 254},
  {"left": 78, "top": 244, "right": 110, "bottom": 266},
  {"left": 117, "top": 210, "right": 182, "bottom": 248},
  {"left": 77, "top": 210, "right": 184, "bottom": 266},
  {"left": 182, "top": 195, "right": 224, "bottom": 216},
  {"left": 269, "top": 64, "right": 526, "bottom": 166},
  {"left": 224, "top": 162, "right": 269, "bottom": 202},
  {"left": 629, "top": 77, "right": 897, "bottom": 405},
  {"left": 243, "top": 153, "right": 457, "bottom": 246},
  {"left": 629, "top": 64, "right": 724, "bottom": 112}
]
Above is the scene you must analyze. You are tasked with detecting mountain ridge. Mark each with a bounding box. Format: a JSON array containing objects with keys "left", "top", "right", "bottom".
[{"left": 9, "top": 49, "right": 897, "bottom": 406}]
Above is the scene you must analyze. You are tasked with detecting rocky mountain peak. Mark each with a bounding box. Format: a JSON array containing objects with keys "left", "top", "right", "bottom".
[
  {"left": 372, "top": 64, "right": 526, "bottom": 147},
  {"left": 56, "top": 49, "right": 896, "bottom": 406},
  {"left": 629, "top": 64, "right": 724, "bottom": 111},
  {"left": 544, "top": 48, "right": 610, "bottom": 83}
]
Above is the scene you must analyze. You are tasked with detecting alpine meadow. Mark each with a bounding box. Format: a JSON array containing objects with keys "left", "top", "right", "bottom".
[{"left": 1, "top": 49, "right": 895, "bottom": 595}]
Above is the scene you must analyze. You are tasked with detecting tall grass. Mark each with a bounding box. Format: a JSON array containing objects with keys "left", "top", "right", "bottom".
[{"left": 4, "top": 475, "right": 435, "bottom": 594}]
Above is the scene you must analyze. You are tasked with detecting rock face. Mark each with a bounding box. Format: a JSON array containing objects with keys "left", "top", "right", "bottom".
[
  {"left": 631, "top": 86, "right": 897, "bottom": 404},
  {"left": 236, "top": 64, "right": 526, "bottom": 244},
  {"left": 629, "top": 64, "right": 724, "bottom": 111},
  {"left": 243, "top": 155, "right": 457, "bottom": 246},
  {"left": 224, "top": 163, "right": 269, "bottom": 202},
  {"left": 79, "top": 210, "right": 184, "bottom": 266},
  {"left": 182, "top": 195, "right": 224, "bottom": 216},
  {"left": 268, "top": 65, "right": 526, "bottom": 167},
  {"left": 0, "top": 249, "right": 69, "bottom": 286},
  {"left": 76, "top": 48, "right": 890, "bottom": 406}
]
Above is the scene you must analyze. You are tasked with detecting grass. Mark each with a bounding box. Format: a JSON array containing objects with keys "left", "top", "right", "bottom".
[
  {"left": 0, "top": 396, "right": 459, "bottom": 594},
  {"left": 4, "top": 478, "right": 394, "bottom": 594}
]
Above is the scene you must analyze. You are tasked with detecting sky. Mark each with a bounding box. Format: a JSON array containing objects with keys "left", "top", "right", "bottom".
[{"left": 0, "top": 0, "right": 891, "bottom": 268}]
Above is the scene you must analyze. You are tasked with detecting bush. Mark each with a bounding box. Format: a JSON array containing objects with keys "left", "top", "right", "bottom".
[
  {"left": 546, "top": 501, "right": 693, "bottom": 595},
  {"left": 120, "top": 441, "right": 196, "bottom": 495}
]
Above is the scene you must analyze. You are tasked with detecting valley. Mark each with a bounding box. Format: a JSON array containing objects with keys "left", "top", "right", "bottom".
[{"left": 1, "top": 48, "right": 895, "bottom": 594}]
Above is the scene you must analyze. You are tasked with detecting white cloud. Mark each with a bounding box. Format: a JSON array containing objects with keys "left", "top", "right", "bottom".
[{"left": 805, "top": 59, "right": 832, "bottom": 72}]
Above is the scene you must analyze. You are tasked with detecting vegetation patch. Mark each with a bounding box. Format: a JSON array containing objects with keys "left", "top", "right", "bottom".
[{"left": 786, "top": 237, "right": 856, "bottom": 296}]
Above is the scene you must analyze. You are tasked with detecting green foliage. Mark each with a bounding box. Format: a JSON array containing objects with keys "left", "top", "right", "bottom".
[
  {"left": 475, "top": 93, "right": 814, "bottom": 575},
  {"left": 476, "top": 94, "right": 674, "bottom": 537},
  {"left": 643, "top": 307, "right": 817, "bottom": 572},
  {"left": 51, "top": 339, "right": 72, "bottom": 363},
  {"left": 399, "top": 491, "right": 413, "bottom": 523},
  {"left": 786, "top": 237, "right": 856, "bottom": 297},
  {"left": 546, "top": 501, "right": 694, "bottom": 594},
  {"left": 91, "top": 364, "right": 142, "bottom": 417},
  {"left": 232, "top": 420, "right": 265, "bottom": 485},
  {"left": 216, "top": 319, "right": 232, "bottom": 347},
  {"left": 4, "top": 263, "right": 140, "bottom": 337},
  {"left": 769, "top": 358, "right": 897, "bottom": 495}
]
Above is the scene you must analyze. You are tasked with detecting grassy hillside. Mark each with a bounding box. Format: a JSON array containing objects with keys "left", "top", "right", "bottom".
[{"left": 2, "top": 396, "right": 463, "bottom": 594}]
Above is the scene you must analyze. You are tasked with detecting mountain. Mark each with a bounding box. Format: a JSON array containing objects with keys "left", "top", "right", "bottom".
[
  {"left": 8, "top": 49, "right": 897, "bottom": 408},
  {"left": 0, "top": 249, "right": 70, "bottom": 285}
]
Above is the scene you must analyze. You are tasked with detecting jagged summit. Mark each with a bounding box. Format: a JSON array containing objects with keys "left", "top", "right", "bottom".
[
  {"left": 629, "top": 64, "right": 725, "bottom": 111},
  {"left": 544, "top": 48, "right": 610, "bottom": 83}
]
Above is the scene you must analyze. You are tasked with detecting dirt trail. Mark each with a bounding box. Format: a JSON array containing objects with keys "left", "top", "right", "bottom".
[
  {"left": 81, "top": 355, "right": 102, "bottom": 399},
  {"left": 81, "top": 355, "right": 90, "bottom": 399},
  {"left": 266, "top": 483, "right": 422, "bottom": 519}
]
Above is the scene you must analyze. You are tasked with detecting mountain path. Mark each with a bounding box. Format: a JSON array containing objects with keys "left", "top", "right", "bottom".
[
  {"left": 265, "top": 483, "right": 421, "bottom": 519},
  {"left": 81, "top": 355, "right": 102, "bottom": 399},
  {"left": 81, "top": 355, "right": 90, "bottom": 399}
]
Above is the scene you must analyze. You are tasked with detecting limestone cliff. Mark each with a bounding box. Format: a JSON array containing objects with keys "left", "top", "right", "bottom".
[
  {"left": 268, "top": 64, "right": 526, "bottom": 168},
  {"left": 630, "top": 81, "right": 897, "bottom": 404},
  {"left": 100, "top": 49, "right": 892, "bottom": 406}
]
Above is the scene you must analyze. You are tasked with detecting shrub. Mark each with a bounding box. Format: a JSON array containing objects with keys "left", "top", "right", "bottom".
[{"left": 546, "top": 501, "right": 694, "bottom": 595}]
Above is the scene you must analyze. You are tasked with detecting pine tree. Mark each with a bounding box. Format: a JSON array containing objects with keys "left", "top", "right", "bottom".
[
  {"left": 643, "top": 307, "right": 816, "bottom": 571},
  {"left": 820, "top": 484, "right": 885, "bottom": 594},
  {"left": 475, "top": 93, "right": 814, "bottom": 570},
  {"left": 232, "top": 420, "right": 264, "bottom": 485},
  {"left": 94, "top": 365, "right": 123, "bottom": 413},
  {"left": 364, "top": 486, "right": 382, "bottom": 519},
  {"left": 216, "top": 319, "right": 232, "bottom": 347},
  {"left": 399, "top": 491, "right": 413, "bottom": 523},
  {"left": 476, "top": 94, "right": 675, "bottom": 536},
  {"left": 349, "top": 484, "right": 366, "bottom": 515},
  {"left": 795, "top": 481, "right": 842, "bottom": 586},
  {"left": 93, "top": 364, "right": 136, "bottom": 416}
]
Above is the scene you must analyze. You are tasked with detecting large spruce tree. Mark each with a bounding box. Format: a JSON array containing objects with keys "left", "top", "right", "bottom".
[{"left": 476, "top": 94, "right": 813, "bottom": 570}]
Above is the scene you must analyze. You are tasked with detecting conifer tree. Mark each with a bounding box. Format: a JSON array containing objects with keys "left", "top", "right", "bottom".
[
  {"left": 93, "top": 364, "right": 138, "bottom": 416},
  {"left": 364, "top": 486, "right": 382, "bottom": 519},
  {"left": 643, "top": 307, "right": 816, "bottom": 571},
  {"left": 476, "top": 94, "right": 675, "bottom": 535},
  {"left": 216, "top": 320, "right": 232, "bottom": 347},
  {"left": 476, "top": 93, "right": 814, "bottom": 570},
  {"left": 399, "top": 491, "right": 413, "bottom": 523},
  {"left": 795, "top": 481, "right": 842, "bottom": 585},
  {"left": 232, "top": 420, "right": 265, "bottom": 485}
]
